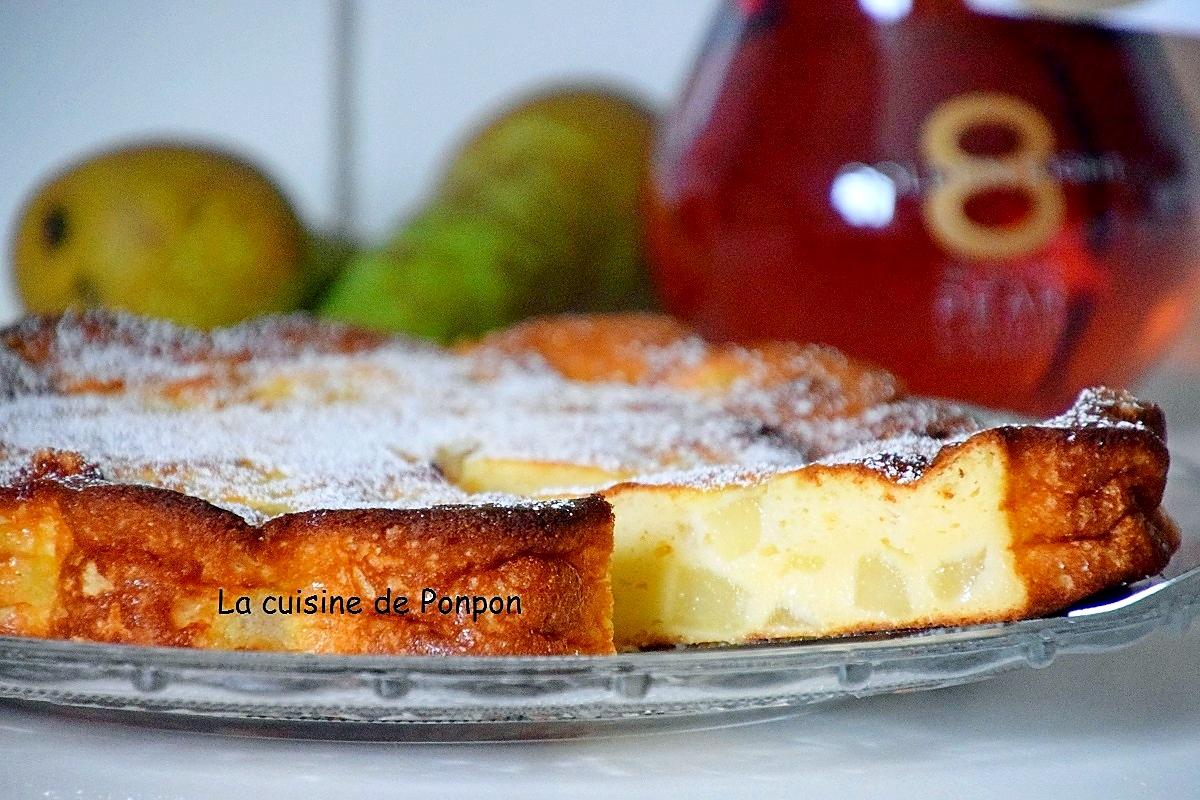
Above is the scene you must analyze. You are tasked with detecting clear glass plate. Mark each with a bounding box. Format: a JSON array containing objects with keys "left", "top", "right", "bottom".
[{"left": 1, "top": 458, "right": 1197, "bottom": 742}]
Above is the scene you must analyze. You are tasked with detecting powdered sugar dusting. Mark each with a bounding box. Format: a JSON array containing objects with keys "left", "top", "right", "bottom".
[
  {"left": 0, "top": 312, "right": 1160, "bottom": 517},
  {"left": 1041, "top": 386, "right": 1153, "bottom": 432}
]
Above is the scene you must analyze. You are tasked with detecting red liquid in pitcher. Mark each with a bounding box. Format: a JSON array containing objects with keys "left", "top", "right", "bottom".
[{"left": 646, "top": 0, "right": 1200, "bottom": 414}]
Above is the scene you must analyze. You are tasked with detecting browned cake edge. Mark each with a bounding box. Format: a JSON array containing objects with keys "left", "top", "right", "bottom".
[
  {"left": 0, "top": 463, "right": 615, "bottom": 656},
  {"left": 999, "top": 422, "right": 1177, "bottom": 618}
]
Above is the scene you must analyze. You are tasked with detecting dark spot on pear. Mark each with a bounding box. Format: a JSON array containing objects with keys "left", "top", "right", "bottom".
[
  {"left": 74, "top": 275, "right": 100, "bottom": 306},
  {"left": 43, "top": 206, "right": 69, "bottom": 249}
]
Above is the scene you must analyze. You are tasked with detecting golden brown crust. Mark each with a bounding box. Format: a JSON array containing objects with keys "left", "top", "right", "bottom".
[
  {"left": 999, "top": 424, "right": 1176, "bottom": 616},
  {"left": 466, "top": 313, "right": 979, "bottom": 457},
  {"left": 461, "top": 313, "right": 695, "bottom": 384},
  {"left": 0, "top": 475, "right": 614, "bottom": 655},
  {"left": 465, "top": 312, "right": 894, "bottom": 404}
]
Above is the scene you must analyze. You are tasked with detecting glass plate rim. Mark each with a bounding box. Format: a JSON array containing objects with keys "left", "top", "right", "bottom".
[{"left": 0, "top": 430, "right": 1197, "bottom": 738}]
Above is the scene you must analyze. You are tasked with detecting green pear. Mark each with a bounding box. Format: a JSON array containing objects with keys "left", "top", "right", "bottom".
[{"left": 319, "top": 88, "right": 657, "bottom": 340}]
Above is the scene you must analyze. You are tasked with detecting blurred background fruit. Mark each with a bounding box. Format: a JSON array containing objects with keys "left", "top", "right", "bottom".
[
  {"left": 12, "top": 144, "right": 322, "bottom": 328},
  {"left": 319, "top": 87, "right": 657, "bottom": 342}
]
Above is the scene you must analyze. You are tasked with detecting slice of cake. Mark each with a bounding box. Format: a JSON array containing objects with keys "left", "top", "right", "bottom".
[
  {"left": 465, "top": 316, "right": 1177, "bottom": 647},
  {"left": 0, "top": 313, "right": 615, "bottom": 656}
]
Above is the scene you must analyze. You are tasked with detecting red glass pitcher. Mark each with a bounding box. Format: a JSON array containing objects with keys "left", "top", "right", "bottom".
[{"left": 646, "top": 0, "right": 1200, "bottom": 414}]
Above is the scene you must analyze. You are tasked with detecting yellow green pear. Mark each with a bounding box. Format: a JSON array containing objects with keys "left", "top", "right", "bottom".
[{"left": 12, "top": 144, "right": 311, "bottom": 328}]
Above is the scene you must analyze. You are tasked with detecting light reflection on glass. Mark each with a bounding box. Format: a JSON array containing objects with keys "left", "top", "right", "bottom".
[
  {"left": 858, "top": 0, "right": 913, "bottom": 23},
  {"left": 830, "top": 163, "right": 897, "bottom": 229}
]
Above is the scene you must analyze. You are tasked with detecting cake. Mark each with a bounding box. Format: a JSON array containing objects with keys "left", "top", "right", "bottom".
[{"left": 0, "top": 310, "right": 1178, "bottom": 653}]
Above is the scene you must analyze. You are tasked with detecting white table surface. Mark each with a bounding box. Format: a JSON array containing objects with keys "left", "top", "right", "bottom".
[{"left": 2, "top": 372, "right": 1199, "bottom": 800}]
